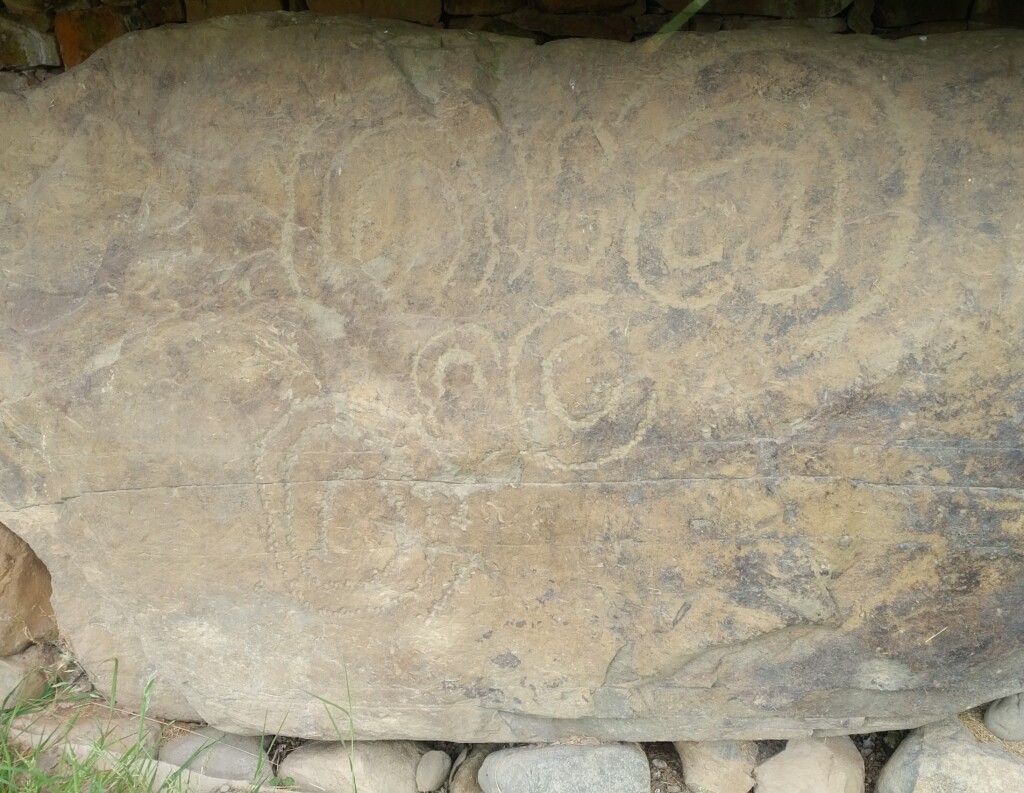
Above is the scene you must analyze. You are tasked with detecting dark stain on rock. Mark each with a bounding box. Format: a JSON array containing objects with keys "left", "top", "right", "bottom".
[
  {"left": 462, "top": 681, "right": 503, "bottom": 702},
  {"left": 494, "top": 652, "right": 521, "bottom": 669},
  {"left": 880, "top": 169, "right": 905, "bottom": 199},
  {"left": 659, "top": 568, "right": 684, "bottom": 592},
  {"left": 821, "top": 274, "right": 853, "bottom": 316}
]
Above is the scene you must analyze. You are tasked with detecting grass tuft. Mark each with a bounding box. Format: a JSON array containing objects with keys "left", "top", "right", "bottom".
[{"left": 1, "top": 657, "right": 295, "bottom": 792}]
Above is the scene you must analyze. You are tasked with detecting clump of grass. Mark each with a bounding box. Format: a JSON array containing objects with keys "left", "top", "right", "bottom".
[
  {"left": 310, "top": 664, "right": 359, "bottom": 793},
  {"left": 1, "top": 657, "right": 293, "bottom": 792},
  {"left": 0, "top": 671, "right": 190, "bottom": 793}
]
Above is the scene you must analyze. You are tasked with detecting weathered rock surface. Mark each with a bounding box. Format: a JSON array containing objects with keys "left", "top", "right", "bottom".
[
  {"left": 157, "top": 725, "right": 271, "bottom": 782},
  {"left": 674, "top": 739, "right": 757, "bottom": 793},
  {"left": 0, "top": 521, "right": 56, "bottom": 656},
  {"left": 450, "top": 746, "right": 492, "bottom": 793},
  {"left": 0, "top": 16, "right": 1022, "bottom": 742},
  {"left": 873, "top": 0, "right": 972, "bottom": 28},
  {"left": 754, "top": 736, "right": 864, "bottom": 793},
  {"left": 280, "top": 740, "right": 424, "bottom": 793},
  {"left": 0, "top": 13, "right": 60, "bottom": 68},
  {"left": 478, "top": 743, "right": 651, "bottom": 793},
  {"left": 985, "top": 694, "right": 1024, "bottom": 743},
  {"left": 416, "top": 749, "right": 453, "bottom": 791},
  {"left": 0, "top": 643, "right": 55, "bottom": 708},
  {"left": 876, "top": 716, "right": 1024, "bottom": 793}
]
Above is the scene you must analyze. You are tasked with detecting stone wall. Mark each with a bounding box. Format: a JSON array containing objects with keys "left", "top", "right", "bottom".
[{"left": 2, "top": 0, "right": 1024, "bottom": 75}]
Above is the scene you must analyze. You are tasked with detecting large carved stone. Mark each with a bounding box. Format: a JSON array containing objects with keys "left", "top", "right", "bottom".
[{"left": 0, "top": 16, "right": 1022, "bottom": 741}]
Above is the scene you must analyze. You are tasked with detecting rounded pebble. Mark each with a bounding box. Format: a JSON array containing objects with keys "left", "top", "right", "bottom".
[
  {"left": 984, "top": 693, "right": 1024, "bottom": 742},
  {"left": 416, "top": 749, "right": 453, "bottom": 792}
]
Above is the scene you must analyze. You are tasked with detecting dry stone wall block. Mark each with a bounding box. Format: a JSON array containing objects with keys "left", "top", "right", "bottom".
[
  {"left": 985, "top": 694, "right": 1024, "bottom": 743},
  {"left": 0, "top": 522, "right": 56, "bottom": 657},
  {"left": 450, "top": 745, "right": 493, "bottom": 793},
  {"left": 184, "top": 0, "right": 282, "bottom": 20},
  {"left": 158, "top": 725, "right": 272, "bottom": 782},
  {"left": 970, "top": 0, "right": 1024, "bottom": 27},
  {"left": 876, "top": 717, "right": 1024, "bottom": 793},
  {"left": 753, "top": 737, "right": 864, "bottom": 793},
  {"left": 1, "top": 0, "right": 53, "bottom": 18},
  {"left": 279, "top": 740, "right": 424, "bottom": 793},
  {"left": 0, "top": 643, "right": 56, "bottom": 708},
  {"left": 53, "top": 6, "right": 127, "bottom": 67},
  {"left": 674, "top": 740, "right": 757, "bottom": 793},
  {"left": 872, "top": 0, "right": 972, "bottom": 27},
  {"left": 305, "top": 0, "right": 442, "bottom": 24},
  {"left": 502, "top": 7, "right": 634, "bottom": 38},
  {"left": 443, "top": 0, "right": 523, "bottom": 14},
  {"left": 140, "top": 0, "right": 186, "bottom": 24},
  {"left": 0, "top": 14, "right": 60, "bottom": 68},
  {"left": 534, "top": 0, "right": 633, "bottom": 13},
  {"left": 478, "top": 743, "right": 651, "bottom": 793},
  {"left": 416, "top": 749, "right": 453, "bottom": 792},
  {"left": 846, "top": 0, "right": 874, "bottom": 32},
  {"left": 671, "top": 0, "right": 850, "bottom": 15}
]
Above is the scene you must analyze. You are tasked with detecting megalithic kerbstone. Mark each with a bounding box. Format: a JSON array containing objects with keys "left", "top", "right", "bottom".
[{"left": 1, "top": 15, "right": 1022, "bottom": 741}]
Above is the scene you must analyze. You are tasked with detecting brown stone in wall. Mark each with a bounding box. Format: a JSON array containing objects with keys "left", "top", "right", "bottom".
[
  {"left": 502, "top": 6, "right": 633, "bottom": 38},
  {"left": 533, "top": 0, "right": 633, "bottom": 14},
  {"left": 664, "top": 0, "right": 850, "bottom": 16},
  {"left": 0, "top": 14, "right": 59, "bottom": 68},
  {"left": 720, "top": 14, "right": 847, "bottom": 31},
  {"left": 690, "top": 13, "right": 723, "bottom": 31},
  {"left": 0, "top": 523, "right": 56, "bottom": 657},
  {"left": 635, "top": 12, "right": 671, "bottom": 35},
  {"left": 444, "top": 0, "right": 524, "bottom": 15},
  {"left": 872, "top": 0, "right": 971, "bottom": 28},
  {"left": 895, "top": 20, "right": 968, "bottom": 36},
  {"left": 970, "top": 0, "right": 1024, "bottom": 28},
  {"left": 846, "top": 0, "right": 873, "bottom": 33},
  {"left": 2, "top": 0, "right": 47, "bottom": 16},
  {"left": 54, "top": 6, "right": 126, "bottom": 67},
  {"left": 184, "top": 0, "right": 283, "bottom": 21},
  {"left": 141, "top": 0, "right": 185, "bottom": 25},
  {"left": 306, "top": 0, "right": 441, "bottom": 24},
  {"left": 2, "top": 0, "right": 53, "bottom": 25},
  {"left": 1, "top": 16, "right": 1023, "bottom": 743},
  {"left": 446, "top": 14, "right": 539, "bottom": 38}
]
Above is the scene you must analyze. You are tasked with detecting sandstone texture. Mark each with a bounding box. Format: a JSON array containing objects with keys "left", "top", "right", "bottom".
[
  {"left": 280, "top": 740, "right": 424, "bottom": 793},
  {"left": 416, "top": 749, "right": 453, "bottom": 791},
  {"left": 0, "top": 16, "right": 1022, "bottom": 742},
  {"left": 674, "top": 739, "right": 757, "bottom": 793},
  {"left": 0, "top": 521, "right": 56, "bottom": 656},
  {"left": 0, "top": 643, "right": 56, "bottom": 708},
  {"left": 876, "top": 717, "right": 1024, "bottom": 793},
  {"left": 754, "top": 736, "right": 865, "bottom": 793}
]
